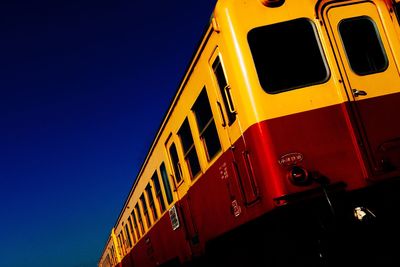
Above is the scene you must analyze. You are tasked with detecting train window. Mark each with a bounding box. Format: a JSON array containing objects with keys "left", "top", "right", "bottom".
[
  {"left": 110, "top": 246, "right": 116, "bottom": 264},
  {"left": 212, "top": 56, "right": 236, "bottom": 125},
  {"left": 169, "top": 143, "right": 182, "bottom": 184},
  {"left": 248, "top": 18, "right": 329, "bottom": 93},
  {"left": 140, "top": 193, "right": 152, "bottom": 228},
  {"left": 135, "top": 203, "right": 145, "bottom": 235},
  {"left": 178, "top": 118, "right": 201, "bottom": 178},
  {"left": 117, "top": 234, "right": 121, "bottom": 252},
  {"left": 104, "top": 254, "right": 111, "bottom": 267},
  {"left": 124, "top": 224, "right": 133, "bottom": 248},
  {"left": 146, "top": 183, "right": 158, "bottom": 221},
  {"left": 127, "top": 216, "right": 136, "bottom": 244},
  {"left": 192, "top": 88, "right": 222, "bottom": 161},
  {"left": 118, "top": 232, "right": 125, "bottom": 255},
  {"left": 131, "top": 209, "right": 141, "bottom": 238},
  {"left": 151, "top": 171, "right": 166, "bottom": 212},
  {"left": 160, "top": 162, "right": 174, "bottom": 204},
  {"left": 338, "top": 16, "right": 388, "bottom": 75},
  {"left": 396, "top": 2, "right": 400, "bottom": 25}
]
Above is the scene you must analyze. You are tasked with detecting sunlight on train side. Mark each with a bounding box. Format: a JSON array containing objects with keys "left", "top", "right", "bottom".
[{"left": 225, "top": 9, "right": 258, "bottom": 121}]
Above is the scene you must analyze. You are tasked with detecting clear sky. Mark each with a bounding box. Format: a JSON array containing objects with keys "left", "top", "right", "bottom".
[{"left": 0, "top": 1, "right": 216, "bottom": 266}]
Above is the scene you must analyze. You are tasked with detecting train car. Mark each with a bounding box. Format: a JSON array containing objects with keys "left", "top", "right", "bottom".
[{"left": 99, "top": 0, "right": 400, "bottom": 266}]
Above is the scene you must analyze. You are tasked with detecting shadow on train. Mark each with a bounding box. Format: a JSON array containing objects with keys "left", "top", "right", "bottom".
[{"left": 164, "top": 179, "right": 400, "bottom": 267}]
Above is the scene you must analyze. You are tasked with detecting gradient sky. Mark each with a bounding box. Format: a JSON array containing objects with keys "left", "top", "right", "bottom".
[{"left": 0, "top": 1, "right": 216, "bottom": 266}]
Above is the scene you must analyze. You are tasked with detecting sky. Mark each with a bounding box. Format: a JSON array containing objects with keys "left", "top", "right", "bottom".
[{"left": 0, "top": 1, "right": 216, "bottom": 266}]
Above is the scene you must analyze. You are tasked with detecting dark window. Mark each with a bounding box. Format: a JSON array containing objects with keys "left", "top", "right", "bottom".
[
  {"left": 396, "top": 3, "right": 400, "bottom": 25},
  {"left": 118, "top": 233, "right": 125, "bottom": 254},
  {"left": 178, "top": 119, "right": 201, "bottom": 178},
  {"left": 146, "top": 183, "right": 158, "bottom": 221},
  {"left": 117, "top": 234, "right": 122, "bottom": 250},
  {"left": 140, "top": 194, "right": 151, "bottom": 228},
  {"left": 104, "top": 254, "right": 112, "bottom": 267},
  {"left": 131, "top": 209, "right": 141, "bottom": 238},
  {"left": 160, "top": 162, "right": 174, "bottom": 204},
  {"left": 169, "top": 143, "right": 182, "bottom": 184},
  {"left": 135, "top": 204, "right": 145, "bottom": 235},
  {"left": 127, "top": 216, "right": 136, "bottom": 243},
  {"left": 151, "top": 171, "right": 166, "bottom": 212},
  {"left": 248, "top": 18, "right": 329, "bottom": 93},
  {"left": 212, "top": 57, "right": 236, "bottom": 125},
  {"left": 124, "top": 224, "right": 132, "bottom": 248},
  {"left": 192, "top": 89, "right": 222, "bottom": 161},
  {"left": 339, "top": 16, "right": 388, "bottom": 75},
  {"left": 110, "top": 246, "right": 116, "bottom": 264}
]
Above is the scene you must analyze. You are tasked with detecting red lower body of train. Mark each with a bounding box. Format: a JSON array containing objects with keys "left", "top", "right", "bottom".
[{"left": 119, "top": 93, "right": 400, "bottom": 267}]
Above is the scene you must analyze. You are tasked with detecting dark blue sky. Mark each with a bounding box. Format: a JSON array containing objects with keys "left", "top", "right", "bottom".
[{"left": 0, "top": 1, "right": 216, "bottom": 266}]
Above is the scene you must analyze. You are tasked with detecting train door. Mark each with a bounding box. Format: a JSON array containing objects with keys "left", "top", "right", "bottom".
[
  {"left": 209, "top": 49, "right": 260, "bottom": 204},
  {"left": 324, "top": 1, "right": 400, "bottom": 176}
]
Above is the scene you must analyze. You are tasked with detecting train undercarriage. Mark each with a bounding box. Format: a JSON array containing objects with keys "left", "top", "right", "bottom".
[{"left": 173, "top": 178, "right": 400, "bottom": 267}]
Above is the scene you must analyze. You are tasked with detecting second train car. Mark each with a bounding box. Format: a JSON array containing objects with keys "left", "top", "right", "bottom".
[{"left": 99, "top": 0, "right": 400, "bottom": 266}]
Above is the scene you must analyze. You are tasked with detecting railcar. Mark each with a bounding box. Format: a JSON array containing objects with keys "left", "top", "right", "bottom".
[{"left": 99, "top": 0, "right": 400, "bottom": 266}]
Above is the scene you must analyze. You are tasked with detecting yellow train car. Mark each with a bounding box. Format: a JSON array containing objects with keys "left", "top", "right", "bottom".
[{"left": 99, "top": 0, "right": 400, "bottom": 266}]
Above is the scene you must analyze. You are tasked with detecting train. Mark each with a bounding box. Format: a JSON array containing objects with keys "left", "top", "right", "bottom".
[{"left": 99, "top": 0, "right": 400, "bottom": 266}]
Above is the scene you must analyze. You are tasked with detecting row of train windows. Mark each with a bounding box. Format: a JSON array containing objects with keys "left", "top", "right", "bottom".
[
  {"left": 117, "top": 90, "right": 223, "bottom": 253},
  {"left": 115, "top": 55, "right": 232, "bottom": 256},
  {"left": 117, "top": 162, "right": 174, "bottom": 254},
  {"left": 248, "top": 17, "right": 390, "bottom": 93},
  {"left": 171, "top": 88, "right": 222, "bottom": 181},
  {"left": 169, "top": 54, "right": 234, "bottom": 183}
]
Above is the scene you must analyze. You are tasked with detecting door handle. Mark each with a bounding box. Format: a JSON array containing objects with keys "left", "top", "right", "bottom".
[
  {"left": 353, "top": 89, "right": 367, "bottom": 97},
  {"left": 216, "top": 101, "right": 227, "bottom": 127},
  {"left": 224, "top": 85, "right": 236, "bottom": 113}
]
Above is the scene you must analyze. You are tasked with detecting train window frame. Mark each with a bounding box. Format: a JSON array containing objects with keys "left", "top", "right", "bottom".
[
  {"left": 395, "top": 2, "right": 400, "bottom": 26},
  {"left": 135, "top": 203, "right": 145, "bottom": 235},
  {"left": 151, "top": 170, "right": 166, "bottom": 212},
  {"left": 140, "top": 193, "right": 152, "bottom": 228},
  {"left": 338, "top": 16, "right": 388, "bottom": 76},
  {"left": 169, "top": 142, "right": 183, "bottom": 184},
  {"left": 248, "top": 18, "right": 330, "bottom": 94},
  {"left": 124, "top": 223, "right": 133, "bottom": 248},
  {"left": 178, "top": 118, "right": 201, "bottom": 179},
  {"left": 104, "top": 254, "right": 112, "bottom": 267},
  {"left": 160, "top": 162, "right": 174, "bottom": 204},
  {"left": 117, "top": 232, "right": 125, "bottom": 255},
  {"left": 192, "top": 88, "right": 222, "bottom": 161},
  {"left": 145, "top": 183, "right": 158, "bottom": 221},
  {"left": 109, "top": 246, "right": 114, "bottom": 264},
  {"left": 117, "top": 233, "right": 121, "bottom": 253},
  {"left": 212, "top": 56, "right": 236, "bottom": 125},
  {"left": 131, "top": 209, "right": 141, "bottom": 239},
  {"left": 127, "top": 216, "right": 136, "bottom": 244}
]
